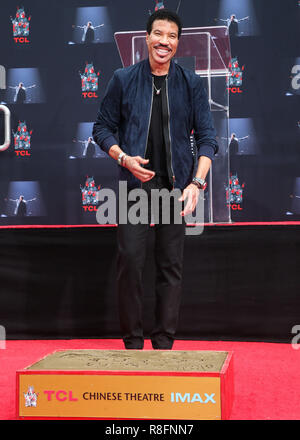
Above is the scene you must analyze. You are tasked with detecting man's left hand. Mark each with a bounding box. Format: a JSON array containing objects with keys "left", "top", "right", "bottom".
[{"left": 178, "top": 183, "right": 200, "bottom": 216}]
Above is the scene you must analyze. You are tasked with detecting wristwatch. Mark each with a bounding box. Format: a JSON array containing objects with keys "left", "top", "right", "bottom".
[
  {"left": 117, "top": 152, "right": 127, "bottom": 166},
  {"left": 192, "top": 177, "right": 207, "bottom": 190}
]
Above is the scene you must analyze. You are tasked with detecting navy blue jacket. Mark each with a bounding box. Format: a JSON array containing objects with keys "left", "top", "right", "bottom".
[{"left": 93, "top": 58, "right": 218, "bottom": 190}]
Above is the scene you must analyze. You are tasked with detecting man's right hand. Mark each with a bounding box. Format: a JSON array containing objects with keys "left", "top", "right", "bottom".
[{"left": 124, "top": 156, "right": 155, "bottom": 183}]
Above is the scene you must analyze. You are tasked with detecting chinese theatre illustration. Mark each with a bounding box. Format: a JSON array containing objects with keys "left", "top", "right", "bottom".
[
  {"left": 11, "top": 7, "right": 31, "bottom": 37},
  {"left": 13, "top": 121, "right": 32, "bottom": 151}
]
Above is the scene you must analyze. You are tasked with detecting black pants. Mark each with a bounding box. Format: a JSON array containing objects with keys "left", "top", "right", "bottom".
[{"left": 117, "top": 177, "right": 186, "bottom": 349}]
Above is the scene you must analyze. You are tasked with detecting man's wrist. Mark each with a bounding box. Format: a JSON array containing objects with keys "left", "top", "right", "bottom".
[
  {"left": 117, "top": 152, "right": 127, "bottom": 167},
  {"left": 192, "top": 177, "right": 207, "bottom": 190}
]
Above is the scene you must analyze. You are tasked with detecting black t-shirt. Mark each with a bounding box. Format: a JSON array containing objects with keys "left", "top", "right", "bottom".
[
  {"left": 17, "top": 200, "right": 27, "bottom": 216},
  {"left": 144, "top": 74, "right": 168, "bottom": 178},
  {"left": 86, "top": 140, "right": 95, "bottom": 158},
  {"left": 16, "top": 88, "right": 26, "bottom": 104},
  {"left": 229, "top": 138, "right": 239, "bottom": 155},
  {"left": 85, "top": 27, "right": 95, "bottom": 43},
  {"left": 229, "top": 20, "right": 238, "bottom": 38}
]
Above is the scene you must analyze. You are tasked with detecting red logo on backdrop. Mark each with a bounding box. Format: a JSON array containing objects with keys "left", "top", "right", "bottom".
[
  {"left": 227, "top": 87, "right": 243, "bottom": 94},
  {"left": 14, "top": 37, "right": 30, "bottom": 43},
  {"left": 82, "top": 92, "right": 98, "bottom": 99},
  {"left": 11, "top": 7, "right": 31, "bottom": 43},
  {"left": 13, "top": 121, "right": 32, "bottom": 157},
  {"left": 80, "top": 176, "right": 100, "bottom": 212},
  {"left": 225, "top": 174, "right": 245, "bottom": 211},
  {"left": 227, "top": 57, "right": 244, "bottom": 94},
  {"left": 15, "top": 150, "right": 31, "bottom": 157},
  {"left": 80, "top": 62, "right": 100, "bottom": 99}
]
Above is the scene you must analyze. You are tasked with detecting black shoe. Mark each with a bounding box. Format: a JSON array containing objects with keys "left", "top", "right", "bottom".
[
  {"left": 151, "top": 336, "right": 174, "bottom": 350},
  {"left": 123, "top": 338, "right": 144, "bottom": 350}
]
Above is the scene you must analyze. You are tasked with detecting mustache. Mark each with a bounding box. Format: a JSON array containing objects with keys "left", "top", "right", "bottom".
[{"left": 154, "top": 44, "right": 171, "bottom": 51}]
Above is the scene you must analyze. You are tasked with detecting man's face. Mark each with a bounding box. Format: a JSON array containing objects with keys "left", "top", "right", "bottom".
[{"left": 146, "top": 19, "right": 179, "bottom": 68}]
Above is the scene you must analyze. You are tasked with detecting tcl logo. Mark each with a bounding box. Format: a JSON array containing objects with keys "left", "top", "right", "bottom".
[
  {"left": 227, "top": 87, "right": 243, "bottom": 94},
  {"left": 227, "top": 204, "right": 243, "bottom": 210},
  {"left": 44, "top": 390, "right": 78, "bottom": 402},
  {"left": 83, "top": 205, "right": 98, "bottom": 212},
  {"left": 14, "top": 37, "right": 30, "bottom": 43},
  {"left": 15, "top": 150, "right": 31, "bottom": 156},
  {"left": 82, "top": 92, "right": 98, "bottom": 99}
]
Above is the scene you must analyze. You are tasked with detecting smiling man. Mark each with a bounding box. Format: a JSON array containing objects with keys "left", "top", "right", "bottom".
[
  {"left": 146, "top": 15, "right": 178, "bottom": 73},
  {"left": 93, "top": 10, "right": 218, "bottom": 350}
]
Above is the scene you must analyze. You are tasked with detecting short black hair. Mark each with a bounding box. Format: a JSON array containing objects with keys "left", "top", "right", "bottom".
[{"left": 147, "top": 9, "right": 182, "bottom": 39}]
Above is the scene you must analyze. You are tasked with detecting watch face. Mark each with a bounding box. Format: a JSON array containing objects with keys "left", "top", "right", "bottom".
[{"left": 194, "top": 178, "right": 205, "bottom": 185}]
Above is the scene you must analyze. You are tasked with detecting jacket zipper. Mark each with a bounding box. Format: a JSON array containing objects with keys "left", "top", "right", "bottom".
[
  {"left": 166, "top": 77, "right": 175, "bottom": 189},
  {"left": 141, "top": 76, "right": 154, "bottom": 188}
]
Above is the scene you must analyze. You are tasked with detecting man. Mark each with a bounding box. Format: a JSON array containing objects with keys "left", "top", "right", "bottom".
[
  {"left": 216, "top": 14, "right": 249, "bottom": 38},
  {"left": 9, "top": 82, "right": 36, "bottom": 104},
  {"left": 228, "top": 133, "right": 250, "bottom": 155},
  {"left": 73, "top": 136, "right": 97, "bottom": 158},
  {"left": 93, "top": 10, "right": 218, "bottom": 350},
  {"left": 73, "top": 21, "right": 104, "bottom": 44},
  {"left": 9, "top": 195, "right": 36, "bottom": 216}
]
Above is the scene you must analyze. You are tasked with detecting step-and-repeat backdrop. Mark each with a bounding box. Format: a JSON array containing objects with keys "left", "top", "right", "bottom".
[{"left": 0, "top": 0, "right": 299, "bottom": 225}]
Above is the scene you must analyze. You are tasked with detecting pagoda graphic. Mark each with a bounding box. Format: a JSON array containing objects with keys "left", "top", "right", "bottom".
[
  {"left": 13, "top": 121, "right": 32, "bottom": 150},
  {"left": 225, "top": 174, "right": 245, "bottom": 205},
  {"left": 79, "top": 63, "right": 99, "bottom": 92},
  {"left": 80, "top": 176, "right": 100, "bottom": 206},
  {"left": 228, "top": 57, "right": 244, "bottom": 87},
  {"left": 24, "top": 386, "right": 38, "bottom": 407},
  {"left": 11, "top": 7, "right": 31, "bottom": 37}
]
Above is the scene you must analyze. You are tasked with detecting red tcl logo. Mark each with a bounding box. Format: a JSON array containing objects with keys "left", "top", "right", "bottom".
[
  {"left": 44, "top": 390, "right": 78, "bottom": 402},
  {"left": 82, "top": 92, "right": 98, "bottom": 99},
  {"left": 230, "top": 204, "right": 243, "bottom": 210},
  {"left": 14, "top": 37, "right": 30, "bottom": 43},
  {"left": 15, "top": 150, "right": 31, "bottom": 156},
  {"left": 227, "top": 87, "right": 243, "bottom": 94},
  {"left": 83, "top": 205, "right": 98, "bottom": 212}
]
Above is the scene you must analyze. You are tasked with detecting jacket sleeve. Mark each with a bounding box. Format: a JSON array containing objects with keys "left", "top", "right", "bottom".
[
  {"left": 193, "top": 76, "right": 219, "bottom": 160},
  {"left": 92, "top": 70, "right": 122, "bottom": 154}
]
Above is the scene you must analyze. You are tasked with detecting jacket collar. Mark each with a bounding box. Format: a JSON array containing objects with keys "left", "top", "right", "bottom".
[{"left": 144, "top": 57, "right": 175, "bottom": 77}]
